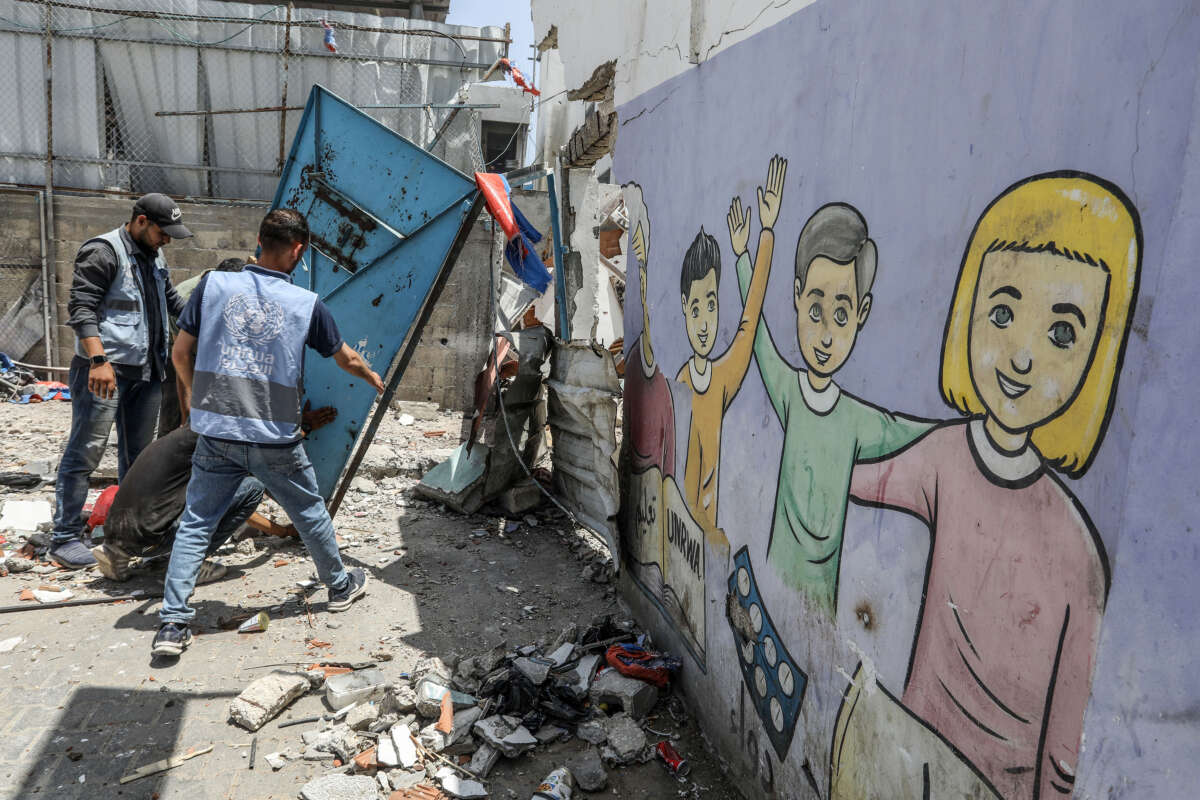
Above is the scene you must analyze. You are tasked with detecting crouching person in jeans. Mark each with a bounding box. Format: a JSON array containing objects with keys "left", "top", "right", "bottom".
[
  {"left": 92, "top": 404, "right": 336, "bottom": 582},
  {"left": 152, "top": 208, "right": 383, "bottom": 657}
]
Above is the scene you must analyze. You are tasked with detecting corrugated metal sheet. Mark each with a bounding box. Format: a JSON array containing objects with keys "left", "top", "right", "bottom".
[
  {"left": 98, "top": 0, "right": 204, "bottom": 195},
  {"left": 0, "top": 0, "right": 507, "bottom": 197},
  {"left": 547, "top": 340, "right": 621, "bottom": 565},
  {"left": 0, "top": 0, "right": 103, "bottom": 188}
]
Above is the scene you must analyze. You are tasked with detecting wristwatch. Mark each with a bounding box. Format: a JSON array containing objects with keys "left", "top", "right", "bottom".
[{"left": 90, "top": 354, "right": 108, "bottom": 367}]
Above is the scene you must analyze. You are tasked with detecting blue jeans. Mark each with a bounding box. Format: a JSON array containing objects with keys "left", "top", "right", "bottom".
[
  {"left": 52, "top": 357, "right": 161, "bottom": 544},
  {"left": 118, "top": 477, "right": 263, "bottom": 560},
  {"left": 160, "top": 435, "right": 349, "bottom": 624}
]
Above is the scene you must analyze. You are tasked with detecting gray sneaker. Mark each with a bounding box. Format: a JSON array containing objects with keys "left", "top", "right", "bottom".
[
  {"left": 195, "top": 559, "right": 228, "bottom": 585},
  {"left": 49, "top": 538, "right": 97, "bottom": 570},
  {"left": 151, "top": 622, "right": 193, "bottom": 657},
  {"left": 328, "top": 568, "right": 368, "bottom": 612}
]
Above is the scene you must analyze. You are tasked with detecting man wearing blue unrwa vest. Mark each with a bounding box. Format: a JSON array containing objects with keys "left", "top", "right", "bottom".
[
  {"left": 152, "top": 209, "right": 383, "bottom": 657},
  {"left": 51, "top": 193, "right": 192, "bottom": 570}
]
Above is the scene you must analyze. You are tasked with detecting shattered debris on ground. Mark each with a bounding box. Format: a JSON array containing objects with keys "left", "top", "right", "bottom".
[
  {"left": 250, "top": 612, "right": 700, "bottom": 798},
  {"left": 0, "top": 401, "right": 737, "bottom": 799}
]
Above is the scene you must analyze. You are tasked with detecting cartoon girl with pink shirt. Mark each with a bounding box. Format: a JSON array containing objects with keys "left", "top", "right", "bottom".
[{"left": 831, "top": 173, "right": 1141, "bottom": 799}]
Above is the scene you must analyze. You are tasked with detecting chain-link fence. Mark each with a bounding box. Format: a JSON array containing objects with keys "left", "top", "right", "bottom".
[{"left": 0, "top": 0, "right": 507, "bottom": 201}]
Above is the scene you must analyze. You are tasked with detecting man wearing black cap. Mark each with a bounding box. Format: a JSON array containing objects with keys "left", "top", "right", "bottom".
[{"left": 50, "top": 193, "right": 193, "bottom": 569}]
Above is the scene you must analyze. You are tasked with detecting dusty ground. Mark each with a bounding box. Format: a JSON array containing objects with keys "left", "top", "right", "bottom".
[{"left": 0, "top": 400, "right": 737, "bottom": 800}]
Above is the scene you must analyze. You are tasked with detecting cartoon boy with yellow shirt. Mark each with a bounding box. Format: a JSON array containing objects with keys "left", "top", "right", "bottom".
[{"left": 675, "top": 155, "right": 787, "bottom": 539}]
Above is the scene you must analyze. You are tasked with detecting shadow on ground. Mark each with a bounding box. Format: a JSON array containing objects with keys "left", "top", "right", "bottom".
[{"left": 13, "top": 686, "right": 237, "bottom": 799}]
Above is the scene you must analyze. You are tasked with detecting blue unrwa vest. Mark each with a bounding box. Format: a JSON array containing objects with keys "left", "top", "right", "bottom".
[
  {"left": 73, "top": 228, "right": 171, "bottom": 368},
  {"left": 190, "top": 269, "right": 317, "bottom": 444}
]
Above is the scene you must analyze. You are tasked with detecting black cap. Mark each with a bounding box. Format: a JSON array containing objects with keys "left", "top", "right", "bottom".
[{"left": 132, "top": 193, "right": 193, "bottom": 239}]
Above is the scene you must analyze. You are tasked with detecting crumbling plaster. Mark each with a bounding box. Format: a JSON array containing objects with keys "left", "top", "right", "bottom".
[{"left": 531, "top": 0, "right": 815, "bottom": 108}]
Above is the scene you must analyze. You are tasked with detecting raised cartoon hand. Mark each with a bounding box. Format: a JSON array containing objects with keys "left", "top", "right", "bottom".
[
  {"left": 631, "top": 221, "right": 648, "bottom": 266},
  {"left": 727, "top": 196, "right": 751, "bottom": 256},
  {"left": 758, "top": 154, "right": 788, "bottom": 230}
]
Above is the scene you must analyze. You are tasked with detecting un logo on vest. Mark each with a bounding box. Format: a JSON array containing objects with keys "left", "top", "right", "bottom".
[{"left": 223, "top": 293, "right": 285, "bottom": 347}]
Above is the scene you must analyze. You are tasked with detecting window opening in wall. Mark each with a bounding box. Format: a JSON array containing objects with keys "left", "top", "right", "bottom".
[{"left": 481, "top": 120, "right": 525, "bottom": 171}]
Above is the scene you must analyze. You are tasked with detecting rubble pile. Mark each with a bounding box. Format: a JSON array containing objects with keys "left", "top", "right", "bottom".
[{"left": 247, "top": 616, "right": 691, "bottom": 799}]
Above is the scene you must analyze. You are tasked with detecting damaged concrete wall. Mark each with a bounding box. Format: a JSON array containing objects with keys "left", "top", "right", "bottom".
[
  {"left": 538, "top": 1, "right": 1200, "bottom": 798},
  {"left": 564, "top": 173, "right": 622, "bottom": 343},
  {"left": 1, "top": 189, "right": 540, "bottom": 411}
]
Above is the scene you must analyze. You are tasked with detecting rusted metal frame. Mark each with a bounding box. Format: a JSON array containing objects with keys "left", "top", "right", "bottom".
[
  {"left": 0, "top": 151, "right": 276, "bottom": 176},
  {"left": 279, "top": 3, "right": 292, "bottom": 174},
  {"left": 326, "top": 192, "right": 484, "bottom": 517},
  {"left": 0, "top": 179, "right": 272, "bottom": 205},
  {"left": 154, "top": 103, "right": 500, "bottom": 118},
  {"left": 427, "top": 106, "right": 464, "bottom": 152},
  {"left": 41, "top": 0, "right": 58, "bottom": 365},
  {"left": 319, "top": 185, "right": 477, "bottom": 304},
  {"left": 13, "top": 0, "right": 513, "bottom": 44}
]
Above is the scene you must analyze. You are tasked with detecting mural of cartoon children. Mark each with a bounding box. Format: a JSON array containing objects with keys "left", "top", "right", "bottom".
[
  {"left": 834, "top": 172, "right": 1141, "bottom": 799},
  {"left": 735, "top": 202, "right": 931, "bottom": 613},
  {"left": 676, "top": 155, "right": 787, "bottom": 537},
  {"left": 622, "top": 184, "right": 695, "bottom": 652},
  {"left": 625, "top": 190, "right": 675, "bottom": 479}
]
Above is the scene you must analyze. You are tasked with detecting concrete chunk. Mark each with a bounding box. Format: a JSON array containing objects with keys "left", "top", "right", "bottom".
[
  {"left": 450, "top": 706, "right": 483, "bottom": 744},
  {"left": 384, "top": 681, "right": 418, "bottom": 714},
  {"left": 575, "top": 719, "right": 607, "bottom": 745},
  {"left": 298, "top": 774, "right": 379, "bottom": 800},
  {"left": 419, "top": 721, "right": 451, "bottom": 753},
  {"left": 568, "top": 748, "right": 608, "bottom": 791},
  {"left": 413, "top": 655, "right": 454, "bottom": 688},
  {"left": 392, "top": 724, "right": 418, "bottom": 768},
  {"left": 472, "top": 714, "right": 514, "bottom": 746},
  {"left": 500, "top": 724, "right": 538, "bottom": 758},
  {"left": 437, "top": 766, "right": 489, "bottom": 798},
  {"left": 466, "top": 743, "right": 500, "bottom": 778},
  {"left": 601, "top": 713, "right": 648, "bottom": 765},
  {"left": 560, "top": 653, "right": 600, "bottom": 701},
  {"left": 589, "top": 668, "right": 659, "bottom": 720},
  {"left": 513, "top": 656, "right": 551, "bottom": 685},
  {"left": 345, "top": 702, "right": 380, "bottom": 731},
  {"left": 535, "top": 724, "right": 569, "bottom": 744},
  {"left": 546, "top": 642, "right": 576, "bottom": 666},
  {"left": 326, "top": 668, "right": 388, "bottom": 710},
  {"left": 377, "top": 734, "right": 399, "bottom": 767},
  {"left": 228, "top": 671, "right": 309, "bottom": 731},
  {"left": 415, "top": 681, "right": 477, "bottom": 718},
  {"left": 388, "top": 768, "right": 425, "bottom": 791},
  {"left": 473, "top": 715, "right": 536, "bottom": 757}
]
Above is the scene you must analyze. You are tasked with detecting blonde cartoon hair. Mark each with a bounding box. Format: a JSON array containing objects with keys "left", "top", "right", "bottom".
[{"left": 940, "top": 172, "right": 1142, "bottom": 478}]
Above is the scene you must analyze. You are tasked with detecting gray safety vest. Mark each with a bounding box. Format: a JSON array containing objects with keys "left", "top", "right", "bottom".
[
  {"left": 72, "top": 227, "right": 170, "bottom": 369},
  {"left": 189, "top": 269, "right": 316, "bottom": 444}
]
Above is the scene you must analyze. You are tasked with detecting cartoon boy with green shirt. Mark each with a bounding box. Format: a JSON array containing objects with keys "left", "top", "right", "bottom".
[{"left": 734, "top": 202, "right": 932, "bottom": 614}]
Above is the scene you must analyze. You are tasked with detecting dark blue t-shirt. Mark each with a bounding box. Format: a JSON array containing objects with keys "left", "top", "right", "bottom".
[{"left": 177, "top": 265, "right": 342, "bottom": 357}]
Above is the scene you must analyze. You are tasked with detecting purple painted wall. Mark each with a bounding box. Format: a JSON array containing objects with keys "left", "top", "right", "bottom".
[{"left": 613, "top": 1, "right": 1200, "bottom": 797}]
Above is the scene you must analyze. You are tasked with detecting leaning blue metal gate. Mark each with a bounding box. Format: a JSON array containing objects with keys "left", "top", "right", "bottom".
[{"left": 271, "top": 85, "right": 482, "bottom": 512}]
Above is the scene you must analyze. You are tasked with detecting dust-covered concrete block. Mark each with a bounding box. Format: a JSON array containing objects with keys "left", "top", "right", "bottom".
[
  {"left": 326, "top": 668, "right": 388, "bottom": 710},
  {"left": 589, "top": 668, "right": 659, "bottom": 720},
  {"left": 229, "top": 671, "right": 309, "bottom": 731},
  {"left": 345, "top": 702, "right": 380, "bottom": 731}
]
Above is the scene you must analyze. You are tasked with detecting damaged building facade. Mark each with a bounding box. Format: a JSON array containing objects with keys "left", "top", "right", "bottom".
[
  {"left": 533, "top": 1, "right": 1200, "bottom": 798},
  {"left": 0, "top": 0, "right": 532, "bottom": 411}
]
